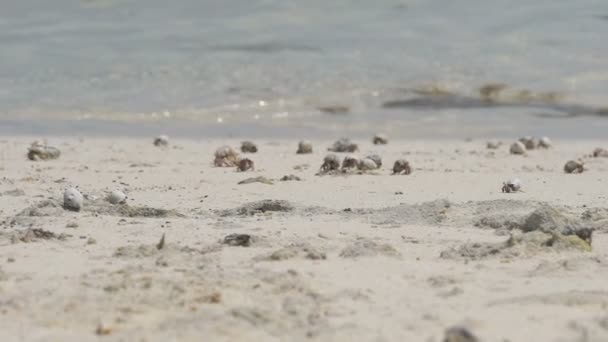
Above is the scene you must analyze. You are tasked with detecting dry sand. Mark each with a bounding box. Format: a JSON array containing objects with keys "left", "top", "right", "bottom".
[{"left": 1, "top": 136, "right": 608, "bottom": 341}]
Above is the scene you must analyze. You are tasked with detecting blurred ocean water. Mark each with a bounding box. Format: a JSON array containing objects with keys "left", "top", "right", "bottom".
[{"left": 1, "top": 0, "right": 607, "bottom": 137}]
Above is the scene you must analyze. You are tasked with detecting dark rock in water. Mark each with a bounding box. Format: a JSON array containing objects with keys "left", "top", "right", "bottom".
[
  {"left": 220, "top": 200, "right": 294, "bottom": 216},
  {"left": 317, "top": 106, "right": 350, "bottom": 115},
  {"left": 240, "top": 141, "right": 258, "bottom": 153},
  {"left": 443, "top": 326, "right": 479, "bottom": 342},
  {"left": 27, "top": 143, "right": 61, "bottom": 161},
  {"left": 238, "top": 176, "right": 273, "bottom": 185},
  {"left": 328, "top": 138, "right": 358, "bottom": 153},
  {"left": 223, "top": 234, "right": 252, "bottom": 247},
  {"left": 280, "top": 175, "right": 302, "bottom": 181}
]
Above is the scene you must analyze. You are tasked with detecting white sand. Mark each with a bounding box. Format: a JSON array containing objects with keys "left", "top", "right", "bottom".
[{"left": 0, "top": 136, "right": 607, "bottom": 341}]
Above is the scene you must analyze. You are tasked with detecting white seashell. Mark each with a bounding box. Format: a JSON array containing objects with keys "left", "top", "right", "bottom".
[
  {"left": 64, "top": 188, "right": 84, "bottom": 211},
  {"left": 502, "top": 178, "right": 521, "bottom": 193},
  {"left": 107, "top": 190, "right": 127, "bottom": 204},
  {"left": 153, "top": 135, "right": 169, "bottom": 147},
  {"left": 509, "top": 141, "right": 526, "bottom": 155},
  {"left": 359, "top": 158, "right": 378, "bottom": 170},
  {"left": 538, "top": 136, "right": 552, "bottom": 149}
]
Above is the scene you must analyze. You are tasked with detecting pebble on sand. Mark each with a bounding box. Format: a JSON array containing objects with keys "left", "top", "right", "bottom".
[{"left": 63, "top": 188, "right": 84, "bottom": 212}]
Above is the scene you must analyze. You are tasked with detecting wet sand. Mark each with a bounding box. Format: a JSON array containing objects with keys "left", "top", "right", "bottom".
[{"left": 1, "top": 136, "right": 608, "bottom": 341}]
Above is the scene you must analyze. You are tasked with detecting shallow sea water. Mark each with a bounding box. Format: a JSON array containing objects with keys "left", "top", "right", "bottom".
[{"left": 1, "top": 0, "right": 607, "bottom": 138}]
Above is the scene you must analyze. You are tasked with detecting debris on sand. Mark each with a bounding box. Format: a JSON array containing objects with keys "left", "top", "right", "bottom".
[
  {"left": 238, "top": 176, "right": 273, "bottom": 185},
  {"left": 255, "top": 243, "right": 326, "bottom": 261},
  {"left": 520, "top": 205, "right": 593, "bottom": 244},
  {"left": 17, "top": 198, "right": 183, "bottom": 218},
  {"left": 1, "top": 189, "right": 25, "bottom": 197},
  {"left": 27, "top": 141, "right": 61, "bottom": 161},
  {"left": 222, "top": 234, "right": 252, "bottom": 247},
  {"left": 16, "top": 200, "right": 64, "bottom": 217},
  {"left": 339, "top": 238, "right": 401, "bottom": 258},
  {"left": 317, "top": 105, "right": 350, "bottom": 115},
  {"left": 219, "top": 200, "right": 294, "bottom": 217},
  {"left": 156, "top": 233, "right": 166, "bottom": 250},
  {"left": 5, "top": 228, "right": 68, "bottom": 243},
  {"left": 443, "top": 326, "right": 479, "bottom": 342},
  {"left": 280, "top": 174, "right": 302, "bottom": 181},
  {"left": 240, "top": 141, "right": 258, "bottom": 153},
  {"left": 328, "top": 138, "right": 358, "bottom": 153}
]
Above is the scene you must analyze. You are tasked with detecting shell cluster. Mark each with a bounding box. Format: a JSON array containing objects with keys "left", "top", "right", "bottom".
[
  {"left": 214, "top": 146, "right": 240, "bottom": 167},
  {"left": 153, "top": 135, "right": 169, "bottom": 147},
  {"left": 296, "top": 140, "right": 313, "bottom": 154},
  {"left": 328, "top": 138, "right": 358, "bottom": 153},
  {"left": 27, "top": 141, "right": 61, "bottom": 161},
  {"left": 510, "top": 136, "right": 551, "bottom": 154},
  {"left": 240, "top": 141, "right": 258, "bottom": 153}
]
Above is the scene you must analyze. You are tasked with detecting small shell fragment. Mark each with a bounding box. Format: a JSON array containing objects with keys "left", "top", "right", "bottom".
[
  {"left": 564, "top": 160, "right": 584, "bottom": 174},
  {"left": 296, "top": 141, "right": 313, "bottom": 154},
  {"left": 214, "top": 146, "right": 239, "bottom": 167},
  {"left": 372, "top": 134, "right": 388, "bottom": 145},
  {"left": 328, "top": 138, "right": 358, "bottom": 153},
  {"left": 509, "top": 141, "right": 526, "bottom": 155},
  {"left": 64, "top": 188, "right": 84, "bottom": 211},
  {"left": 392, "top": 159, "right": 411, "bottom": 175},
  {"left": 240, "top": 141, "right": 258, "bottom": 153},
  {"left": 153, "top": 135, "right": 169, "bottom": 147},
  {"left": 502, "top": 178, "right": 522, "bottom": 193},
  {"left": 320, "top": 154, "right": 341, "bottom": 172},
  {"left": 538, "top": 136, "right": 552, "bottom": 149},
  {"left": 27, "top": 141, "right": 61, "bottom": 161},
  {"left": 237, "top": 158, "right": 254, "bottom": 172},
  {"left": 107, "top": 190, "right": 127, "bottom": 204}
]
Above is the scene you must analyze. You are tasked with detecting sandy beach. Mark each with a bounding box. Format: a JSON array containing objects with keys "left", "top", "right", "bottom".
[{"left": 1, "top": 136, "right": 607, "bottom": 341}]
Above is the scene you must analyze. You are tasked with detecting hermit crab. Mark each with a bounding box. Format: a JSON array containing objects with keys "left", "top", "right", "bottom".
[
  {"left": 320, "top": 154, "right": 341, "bottom": 172},
  {"left": 237, "top": 158, "right": 255, "bottom": 172},
  {"left": 241, "top": 141, "right": 258, "bottom": 153},
  {"left": 392, "top": 159, "right": 411, "bottom": 175},
  {"left": 296, "top": 140, "right": 313, "bottom": 154},
  {"left": 501, "top": 178, "right": 522, "bottom": 193},
  {"left": 341, "top": 155, "right": 360, "bottom": 170},
  {"left": 328, "top": 138, "right": 358, "bottom": 153},
  {"left": 372, "top": 133, "right": 388, "bottom": 145},
  {"left": 564, "top": 160, "right": 584, "bottom": 174},
  {"left": 214, "top": 146, "right": 239, "bottom": 167},
  {"left": 153, "top": 135, "right": 169, "bottom": 147},
  {"left": 27, "top": 141, "right": 61, "bottom": 161}
]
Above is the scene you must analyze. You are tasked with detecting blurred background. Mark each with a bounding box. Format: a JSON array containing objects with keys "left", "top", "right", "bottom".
[{"left": 1, "top": 0, "right": 607, "bottom": 138}]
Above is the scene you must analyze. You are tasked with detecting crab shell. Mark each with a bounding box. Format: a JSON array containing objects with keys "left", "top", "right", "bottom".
[
  {"left": 509, "top": 141, "right": 526, "bottom": 155},
  {"left": 372, "top": 134, "right": 388, "bottom": 145},
  {"left": 240, "top": 141, "right": 258, "bottom": 153},
  {"left": 153, "top": 135, "right": 169, "bottom": 147},
  {"left": 365, "top": 154, "right": 382, "bottom": 168},
  {"left": 392, "top": 159, "right": 411, "bottom": 175},
  {"left": 358, "top": 158, "right": 378, "bottom": 171},
  {"left": 237, "top": 158, "right": 255, "bottom": 172},
  {"left": 564, "top": 160, "right": 584, "bottom": 174},
  {"left": 296, "top": 141, "right": 313, "bottom": 154},
  {"left": 320, "top": 154, "right": 341, "bottom": 171},
  {"left": 64, "top": 188, "right": 84, "bottom": 211},
  {"left": 214, "top": 146, "right": 239, "bottom": 167},
  {"left": 518, "top": 136, "right": 537, "bottom": 150}
]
